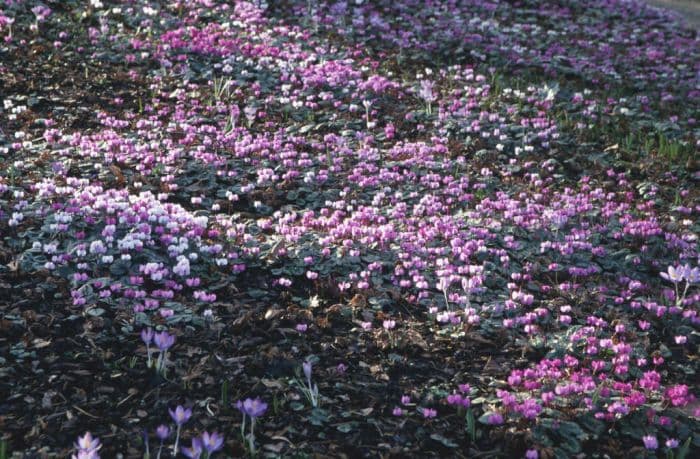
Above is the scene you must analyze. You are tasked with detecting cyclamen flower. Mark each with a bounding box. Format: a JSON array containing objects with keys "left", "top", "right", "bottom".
[
  {"left": 525, "top": 449, "right": 538, "bottom": 459},
  {"left": 421, "top": 407, "right": 437, "bottom": 418},
  {"left": 487, "top": 412, "right": 504, "bottom": 425}
]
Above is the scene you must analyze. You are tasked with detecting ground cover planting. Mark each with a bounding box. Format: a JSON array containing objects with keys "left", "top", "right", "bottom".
[{"left": 0, "top": 0, "right": 698, "bottom": 457}]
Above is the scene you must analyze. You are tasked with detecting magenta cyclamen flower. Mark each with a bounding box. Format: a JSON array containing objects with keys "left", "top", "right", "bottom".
[
  {"left": 169, "top": 405, "right": 192, "bottom": 425},
  {"left": 200, "top": 431, "right": 224, "bottom": 454},
  {"left": 487, "top": 412, "right": 504, "bottom": 425},
  {"left": 421, "top": 407, "right": 437, "bottom": 418},
  {"left": 154, "top": 331, "right": 175, "bottom": 351}
]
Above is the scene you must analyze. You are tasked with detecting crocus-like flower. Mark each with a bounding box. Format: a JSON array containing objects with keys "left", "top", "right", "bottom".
[
  {"left": 642, "top": 435, "right": 658, "bottom": 450},
  {"left": 181, "top": 437, "right": 203, "bottom": 459},
  {"left": 241, "top": 398, "right": 268, "bottom": 418},
  {"left": 156, "top": 425, "right": 170, "bottom": 440},
  {"left": 303, "top": 361, "right": 312, "bottom": 382},
  {"left": 169, "top": 405, "right": 192, "bottom": 425},
  {"left": 665, "top": 438, "right": 679, "bottom": 448},
  {"left": 200, "top": 431, "right": 224, "bottom": 454},
  {"left": 421, "top": 407, "right": 437, "bottom": 418},
  {"left": 75, "top": 432, "right": 100, "bottom": 452},
  {"left": 660, "top": 265, "right": 685, "bottom": 283},
  {"left": 392, "top": 407, "right": 403, "bottom": 416},
  {"left": 525, "top": 449, "right": 538, "bottom": 459},
  {"left": 141, "top": 328, "right": 154, "bottom": 345},
  {"left": 154, "top": 331, "right": 175, "bottom": 351},
  {"left": 170, "top": 405, "right": 192, "bottom": 455}
]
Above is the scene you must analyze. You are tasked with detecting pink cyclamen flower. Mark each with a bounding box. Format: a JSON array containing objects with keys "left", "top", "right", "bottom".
[
  {"left": 487, "top": 412, "right": 504, "bottom": 425},
  {"left": 383, "top": 320, "right": 396, "bottom": 330},
  {"left": 421, "top": 408, "right": 437, "bottom": 418}
]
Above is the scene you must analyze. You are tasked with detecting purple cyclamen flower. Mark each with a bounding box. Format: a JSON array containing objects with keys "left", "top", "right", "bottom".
[
  {"left": 642, "top": 435, "right": 658, "bottom": 450},
  {"left": 525, "top": 449, "right": 538, "bottom": 459},
  {"left": 665, "top": 438, "right": 679, "bottom": 448},
  {"left": 421, "top": 407, "right": 437, "bottom": 418},
  {"left": 181, "top": 437, "right": 203, "bottom": 459},
  {"left": 169, "top": 405, "right": 192, "bottom": 425},
  {"left": 392, "top": 407, "right": 403, "bottom": 416},
  {"left": 154, "top": 331, "right": 175, "bottom": 351},
  {"left": 401, "top": 395, "right": 411, "bottom": 405},
  {"left": 200, "top": 431, "right": 224, "bottom": 454},
  {"left": 487, "top": 412, "right": 504, "bottom": 425}
]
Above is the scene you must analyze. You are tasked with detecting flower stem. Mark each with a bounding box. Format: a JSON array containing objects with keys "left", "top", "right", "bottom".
[{"left": 173, "top": 424, "right": 181, "bottom": 455}]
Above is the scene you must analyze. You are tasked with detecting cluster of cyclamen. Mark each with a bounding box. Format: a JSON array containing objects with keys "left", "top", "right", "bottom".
[{"left": 393, "top": 384, "right": 472, "bottom": 419}]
